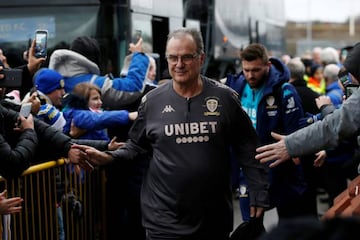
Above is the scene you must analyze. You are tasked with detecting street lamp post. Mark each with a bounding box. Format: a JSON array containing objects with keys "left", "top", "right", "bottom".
[{"left": 306, "top": 0, "right": 312, "bottom": 50}]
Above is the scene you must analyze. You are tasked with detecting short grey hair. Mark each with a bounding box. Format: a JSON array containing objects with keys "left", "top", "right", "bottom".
[
  {"left": 287, "top": 57, "right": 305, "bottom": 81},
  {"left": 323, "top": 64, "right": 340, "bottom": 83},
  {"left": 166, "top": 28, "right": 204, "bottom": 55},
  {"left": 320, "top": 47, "right": 339, "bottom": 65}
]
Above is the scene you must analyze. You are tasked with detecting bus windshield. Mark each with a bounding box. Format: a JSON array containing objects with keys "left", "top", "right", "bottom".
[{"left": 0, "top": 2, "right": 100, "bottom": 69}]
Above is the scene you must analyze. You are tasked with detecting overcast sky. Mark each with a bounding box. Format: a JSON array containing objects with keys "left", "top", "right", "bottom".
[{"left": 285, "top": 0, "right": 360, "bottom": 23}]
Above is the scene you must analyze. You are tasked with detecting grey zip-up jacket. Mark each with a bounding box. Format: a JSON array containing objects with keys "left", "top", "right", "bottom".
[
  {"left": 0, "top": 101, "right": 109, "bottom": 179},
  {"left": 286, "top": 87, "right": 360, "bottom": 156},
  {"left": 49, "top": 49, "right": 150, "bottom": 109}
]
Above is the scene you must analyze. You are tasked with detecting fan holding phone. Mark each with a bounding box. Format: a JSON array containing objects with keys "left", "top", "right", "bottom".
[
  {"left": 35, "top": 29, "right": 48, "bottom": 58},
  {"left": 338, "top": 67, "right": 359, "bottom": 99},
  {"left": 19, "top": 102, "right": 32, "bottom": 118}
]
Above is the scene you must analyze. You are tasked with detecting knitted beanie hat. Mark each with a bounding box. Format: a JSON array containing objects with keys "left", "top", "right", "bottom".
[{"left": 35, "top": 68, "right": 65, "bottom": 94}]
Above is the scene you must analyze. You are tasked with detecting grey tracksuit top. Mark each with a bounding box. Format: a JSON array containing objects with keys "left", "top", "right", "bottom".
[{"left": 108, "top": 76, "right": 269, "bottom": 237}]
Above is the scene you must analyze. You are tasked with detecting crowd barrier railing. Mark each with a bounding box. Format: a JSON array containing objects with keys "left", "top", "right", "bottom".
[{"left": 0, "top": 158, "right": 107, "bottom": 240}]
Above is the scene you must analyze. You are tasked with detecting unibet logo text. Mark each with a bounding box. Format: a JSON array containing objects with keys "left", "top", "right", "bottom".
[{"left": 165, "top": 121, "right": 217, "bottom": 144}]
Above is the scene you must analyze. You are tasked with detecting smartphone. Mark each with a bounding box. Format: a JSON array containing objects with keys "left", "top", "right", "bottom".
[
  {"left": 345, "top": 84, "right": 359, "bottom": 98},
  {"left": 338, "top": 69, "right": 351, "bottom": 88},
  {"left": 35, "top": 29, "right": 48, "bottom": 58},
  {"left": 0, "top": 68, "right": 23, "bottom": 88},
  {"left": 19, "top": 102, "right": 32, "bottom": 118},
  {"left": 132, "top": 30, "right": 142, "bottom": 44}
]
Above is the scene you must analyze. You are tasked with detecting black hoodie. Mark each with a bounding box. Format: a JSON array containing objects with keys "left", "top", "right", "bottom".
[{"left": 344, "top": 42, "right": 360, "bottom": 81}]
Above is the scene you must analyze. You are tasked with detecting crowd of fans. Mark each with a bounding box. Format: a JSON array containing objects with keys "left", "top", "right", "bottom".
[{"left": 1, "top": 27, "right": 360, "bottom": 239}]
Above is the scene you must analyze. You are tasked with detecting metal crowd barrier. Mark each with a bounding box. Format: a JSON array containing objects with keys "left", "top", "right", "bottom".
[{"left": 0, "top": 158, "right": 107, "bottom": 240}]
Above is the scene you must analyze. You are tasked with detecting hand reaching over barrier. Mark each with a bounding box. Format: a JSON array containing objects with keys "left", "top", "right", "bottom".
[
  {"left": 68, "top": 144, "right": 114, "bottom": 170},
  {"left": 0, "top": 190, "right": 23, "bottom": 215}
]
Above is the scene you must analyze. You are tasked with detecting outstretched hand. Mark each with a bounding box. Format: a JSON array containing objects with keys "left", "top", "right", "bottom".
[
  {"left": 69, "top": 120, "right": 87, "bottom": 138},
  {"left": 14, "top": 114, "right": 34, "bottom": 132},
  {"left": 313, "top": 150, "right": 326, "bottom": 167},
  {"left": 28, "top": 91, "right": 41, "bottom": 114},
  {"left": 255, "top": 132, "right": 290, "bottom": 168},
  {"left": 315, "top": 95, "right": 332, "bottom": 109},
  {"left": 129, "top": 37, "right": 143, "bottom": 53},
  {"left": 108, "top": 136, "right": 125, "bottom": 150},
  {"left": 27, "top": 39, "right": 46, "bottom": 75},
  {"left": 69, "top": 144, "right": 114, "bottom": 169},
  {"left": 0, "top": 190, "right": 23, "bottom": 215},
  {"left": 68, "top": 146, "right": 94, "bottom": 171}
]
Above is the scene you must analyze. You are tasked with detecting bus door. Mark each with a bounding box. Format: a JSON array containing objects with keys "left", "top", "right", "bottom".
[{"left": 151, "top": 16, "right": 168, "bottom": 80}]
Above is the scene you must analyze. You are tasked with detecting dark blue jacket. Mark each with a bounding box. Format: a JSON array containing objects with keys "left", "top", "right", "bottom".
[
  {"left": 226, "top": 58, "right": 306, "bottom": 207},
  {"left": 226, "top": 58, "right": 304, "bottom": 144},
  {"left": 326, "top": 81, "right": 344, "bottom": 108}
]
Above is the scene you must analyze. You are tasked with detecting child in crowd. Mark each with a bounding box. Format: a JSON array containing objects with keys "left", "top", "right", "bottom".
[{"left": 62, "top": 82, "right": 137, "bottom": 142}]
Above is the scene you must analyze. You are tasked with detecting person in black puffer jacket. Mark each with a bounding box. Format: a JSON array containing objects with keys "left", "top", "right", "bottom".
[
  {"left": 0, "top": 101, "right": 37, "bottom": 179},
  {"left": 0, "top": 98, "right": 109, "bottom": 180}
]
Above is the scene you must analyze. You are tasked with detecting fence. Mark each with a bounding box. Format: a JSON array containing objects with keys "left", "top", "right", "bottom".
[{"left": 0, "top": 159, "right": 107, "bottom": 240}]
